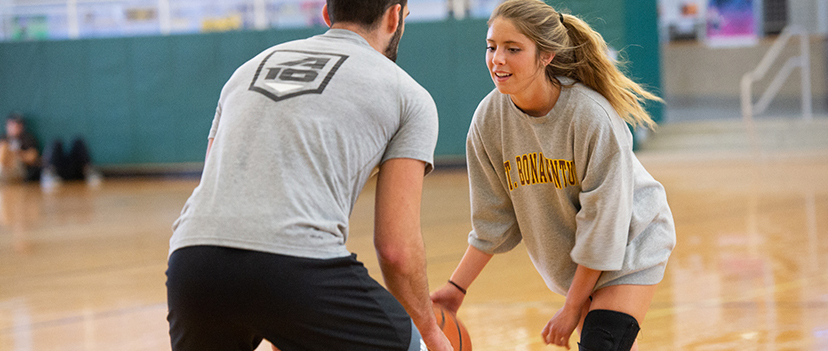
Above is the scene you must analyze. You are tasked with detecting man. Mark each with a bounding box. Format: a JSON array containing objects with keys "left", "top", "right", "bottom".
[
  {"left": 166, "top": 1, "right": 452, "bottom": 350},
  {"left": 0, "top": 113, "right": 40, "bottom": 183}
]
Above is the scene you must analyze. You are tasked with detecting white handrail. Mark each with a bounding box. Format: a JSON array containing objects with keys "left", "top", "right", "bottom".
[{"left": 740, "top": 25, "right": 812, "bottom": 152}]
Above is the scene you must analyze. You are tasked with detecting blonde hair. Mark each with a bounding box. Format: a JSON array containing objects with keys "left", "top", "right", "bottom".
[{"left": 489, "top": 0, "right": 662, "bottom": 129}]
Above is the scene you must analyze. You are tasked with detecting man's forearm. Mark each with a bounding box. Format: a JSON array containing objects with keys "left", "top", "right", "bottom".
[{"left": 378, "top": 247, "right": 439, "bottom": 334}]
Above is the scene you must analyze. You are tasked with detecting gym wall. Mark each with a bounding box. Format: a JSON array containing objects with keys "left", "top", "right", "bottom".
[{"left": 0, "top": 0, "right": 661, "bottom": 169}]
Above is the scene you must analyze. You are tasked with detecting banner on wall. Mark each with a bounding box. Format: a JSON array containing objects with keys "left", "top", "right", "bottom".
[
  {"left": 705, "top": 0, "right": 758, "bottom": 47},
  {"left": 10, "top": 15, "right": 50, "bottom": 41},
  {"left": 5, "top": 4, "right": 70, "bottom": 41}
]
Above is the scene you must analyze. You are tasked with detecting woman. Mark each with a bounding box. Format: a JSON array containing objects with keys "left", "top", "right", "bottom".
[{"left": 430, "top": 1, "right": 676, "bottom": 350}]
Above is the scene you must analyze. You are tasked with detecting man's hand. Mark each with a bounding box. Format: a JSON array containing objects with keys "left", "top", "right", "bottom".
[{"left": 420, "top": 321, "right": 454, "bottom": 351}]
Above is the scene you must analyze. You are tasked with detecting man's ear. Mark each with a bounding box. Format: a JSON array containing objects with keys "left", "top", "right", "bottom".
[
  {"left": 322, "top": 4, "right": 332, "bottom": 27},
  {"left": 383, "top": 4, "right": 402, "bottom": 35}
]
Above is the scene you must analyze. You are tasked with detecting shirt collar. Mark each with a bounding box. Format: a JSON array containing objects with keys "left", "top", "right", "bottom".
[{"left": 322, "top": 28, "right": 373, "bottom": 49}]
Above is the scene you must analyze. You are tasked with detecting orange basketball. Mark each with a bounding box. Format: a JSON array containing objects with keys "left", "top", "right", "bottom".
[{"left": 432, "top": 304, "right": 472, "bottom": 351}]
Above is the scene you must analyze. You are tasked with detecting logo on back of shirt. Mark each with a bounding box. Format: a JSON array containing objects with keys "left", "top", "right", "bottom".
[{"left": 249, "top": 50, "right": 349, "bottom": 102}]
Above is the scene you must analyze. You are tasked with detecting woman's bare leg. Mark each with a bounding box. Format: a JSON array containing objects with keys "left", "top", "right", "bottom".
[{"left": 580, "top": 284, "right": 657, "bottom": 351}]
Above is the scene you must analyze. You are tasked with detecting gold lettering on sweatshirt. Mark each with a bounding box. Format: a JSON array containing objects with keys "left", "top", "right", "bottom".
[
  {"left": 504, "top": 152, "right": 578, "bottom": 191},
  {"left": 504, "top": 161, "right": 515, "bottom": 191}
]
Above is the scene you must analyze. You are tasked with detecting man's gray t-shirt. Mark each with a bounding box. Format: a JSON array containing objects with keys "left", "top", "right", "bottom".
[
  {"left": 170, "top": 29, "right": 439, "bottom": 259},
  {"left": 467, "top": 78, "right": 676, "bottom": 295}
]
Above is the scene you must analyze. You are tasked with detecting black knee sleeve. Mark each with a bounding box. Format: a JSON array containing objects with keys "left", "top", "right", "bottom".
[{"left": 578, "top": 310, "right": 640, "bottom": 351}]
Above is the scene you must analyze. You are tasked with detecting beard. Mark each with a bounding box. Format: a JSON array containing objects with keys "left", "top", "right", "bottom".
[{"left": 383, "top": 9, "right": 405, "bottom": 62}]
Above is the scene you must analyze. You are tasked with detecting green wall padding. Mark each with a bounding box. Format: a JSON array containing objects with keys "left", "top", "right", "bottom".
[
  {"left": 623, "top": 0, "right": 665, "bottom": 124},
  {"left": 398, "top": 19, "right": 494, "bottom": 161},
  {"left": 0, "top": 27, "right": 326, "bottom": 166},
  {"left": 0, "top": 3, "right": 661, "bottom": 167}
]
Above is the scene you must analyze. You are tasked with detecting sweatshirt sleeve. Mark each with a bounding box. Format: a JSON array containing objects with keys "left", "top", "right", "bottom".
[
  {"left": 570, "top": 104, "right": 634, "bottom": 271},
  {"left": 467, "top": 119, "right": 522, "bottom": 254}
]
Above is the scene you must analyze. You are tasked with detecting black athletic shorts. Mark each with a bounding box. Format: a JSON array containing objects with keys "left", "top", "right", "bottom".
[{"left": 166, "top": 245, "right": 424, "bottom": 351}]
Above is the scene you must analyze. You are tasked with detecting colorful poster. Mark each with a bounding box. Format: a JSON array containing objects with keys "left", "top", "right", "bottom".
[
  {"left": 10, "top": 15, "right": 49, "bottom": 41},
  {"left": 4, "top": 4, "right": 70, "bottom": 41},
  {"left": 121, "top": 0, "right": 161, "bottom": 37},
  {"left": 705, "top": 0, "right": 758, "bottom": 47}
]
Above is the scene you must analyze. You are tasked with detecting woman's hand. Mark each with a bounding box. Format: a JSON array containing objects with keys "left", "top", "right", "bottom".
[
  {"left": 541, "top": 305, "right": 582, "bottom": 350},
  {"left": 544, "top": 265, "right": 602, "bottom": 349},
  {"left": 430, "top": 282, "right": 465, "bottom": 314}
]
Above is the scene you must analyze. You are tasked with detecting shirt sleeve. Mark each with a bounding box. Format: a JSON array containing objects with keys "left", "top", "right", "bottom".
[
  {"left": 570, "top": 107, "right": 634, "bottom": 271},
  {"left": 466, "top": 120, "right": 522, "bottom": 254},
  {"left": 381, "top": 75, "right": 439, "bottom": 175}
]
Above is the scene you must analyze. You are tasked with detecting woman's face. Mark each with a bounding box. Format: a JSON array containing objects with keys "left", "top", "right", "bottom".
[{"left": 486, "top": 17, "right": 549, "bottom": 96}]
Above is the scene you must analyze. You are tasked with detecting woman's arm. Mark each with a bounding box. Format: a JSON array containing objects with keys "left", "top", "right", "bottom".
[
  {"left": 542, "top": 264, "right": 602, "bottom": 349},
  {"left": 430, "top": 245, "right": 493, "bottom": 313}
]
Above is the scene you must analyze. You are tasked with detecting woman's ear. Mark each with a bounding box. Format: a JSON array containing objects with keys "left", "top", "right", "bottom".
[{"left": 541, "top": 52, "right": 555, "bottom": 66}]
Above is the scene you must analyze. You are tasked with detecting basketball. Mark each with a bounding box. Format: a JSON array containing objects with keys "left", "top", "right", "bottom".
[{"left": 432, "top": 304, "right": 472, "bottom": 351}]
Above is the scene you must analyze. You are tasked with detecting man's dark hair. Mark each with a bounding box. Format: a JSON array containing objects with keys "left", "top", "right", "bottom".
[{"left": 326, "top": 0, "right": 407, "bottom": 29}]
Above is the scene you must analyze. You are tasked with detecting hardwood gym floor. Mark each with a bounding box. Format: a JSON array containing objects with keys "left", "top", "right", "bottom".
[{"left": 1, "top": 133, "right": 827, "bottom": 350}]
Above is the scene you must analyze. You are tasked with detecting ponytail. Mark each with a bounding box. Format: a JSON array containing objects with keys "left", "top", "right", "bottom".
[{"left": 490, "top": 0, "right": 662, "bottom": 129}]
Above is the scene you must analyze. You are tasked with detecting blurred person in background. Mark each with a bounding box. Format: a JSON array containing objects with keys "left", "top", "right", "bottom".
[
  {"left": 0, "top": 112, "right": 41, "bottom": 184},
  {"left": 40, "top": 136, "right": 102, "bottom": 188}
]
